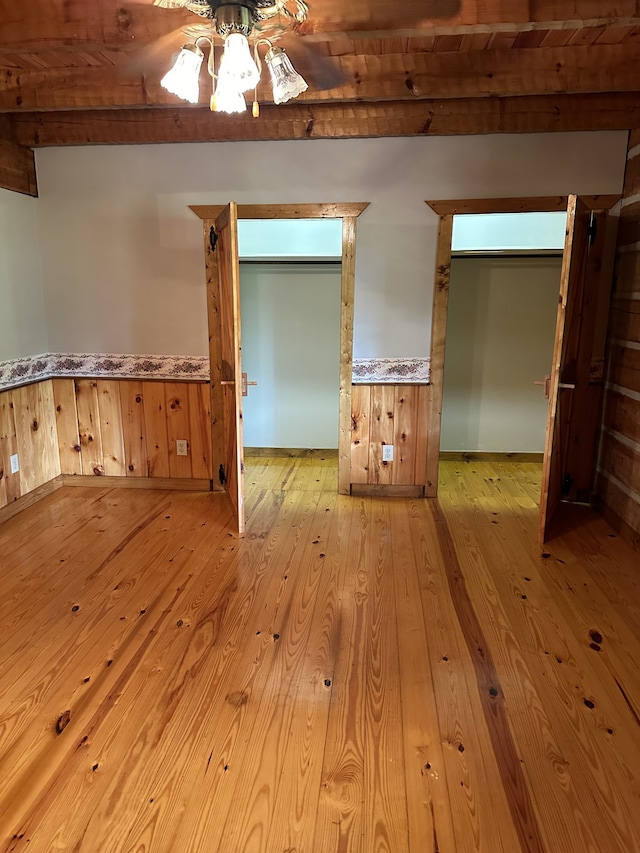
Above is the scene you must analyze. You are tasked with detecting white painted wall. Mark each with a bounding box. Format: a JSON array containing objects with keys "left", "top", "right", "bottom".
[
  {"left": 441, "top": 256, "right": 562, "bottom": 453},
  {"left": 0, "top": 188, "right": 47, "bottom": 360},
  {"left": 240, "top": 262, "right": 341, "bottom": 448},
  {"left": 33, "top": 133, "right": 626, "bottom": 358}
]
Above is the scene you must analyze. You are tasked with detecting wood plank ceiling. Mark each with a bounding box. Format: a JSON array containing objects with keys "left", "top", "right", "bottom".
[{"left": 2, "top": 0, "right": 640, "bottom": 189}]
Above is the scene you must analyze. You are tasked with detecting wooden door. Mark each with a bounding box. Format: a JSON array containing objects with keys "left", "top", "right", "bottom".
[
  {"left": 215, "top": 203, "right": 245, "bottom": 534},
  {"left": 538, "top": 194, "right": 604, "bottom": 544}
]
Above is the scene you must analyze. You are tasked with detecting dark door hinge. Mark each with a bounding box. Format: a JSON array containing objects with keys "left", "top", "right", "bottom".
[
  {"left": 210, "top": 226, "right": 218, "bottom": 253},
  {"left": 218, "top": 463, "right": 226, "bottom": 485}
]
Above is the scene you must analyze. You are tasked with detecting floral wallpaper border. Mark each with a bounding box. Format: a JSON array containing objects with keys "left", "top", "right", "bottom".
[
  {"left": 0, "top": 353, "right": 431, "bottom": 392},
  {"left": 352, "top": 357, "right": 430, "bottom": 383},
  {"left": 0, "top": 353, "right": 210, "bottom": 392}
]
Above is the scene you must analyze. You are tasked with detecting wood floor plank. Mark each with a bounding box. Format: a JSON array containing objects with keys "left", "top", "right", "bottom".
[
  {"left": 406, "top": 497, "right": 526, "bottom": 853},
  {"left": 438, "top": 462, "right": 640, "bottom": 851},
  {"left": 389, "top": 498, "right": 456, "bottom": 852},
  {"left": 312, "top": 495, "right": 410, "bottom": 851},
  {"left": 1, "top": 459, "right": 639, "bottom": 852}
]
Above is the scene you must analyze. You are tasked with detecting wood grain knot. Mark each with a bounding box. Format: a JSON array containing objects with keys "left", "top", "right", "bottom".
[
  {"left": 226, "top": 691, "right": 249, "bottom": 708},
  {"left": 56, "top": 710, "right": 71, "bottom": 734},
  {"left": 31, "top": 418, "right": 38, "bottom": 431}
]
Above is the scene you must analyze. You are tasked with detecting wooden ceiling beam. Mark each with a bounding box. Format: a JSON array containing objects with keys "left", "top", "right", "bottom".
[
  {"left": 4, "top": 43, "right": 640, "bottom": 112},
  {"left": 301, "top": 17, "right": 640, "bottom": 43},
  {"left": 0, "top": 118, "right": 37, "bottom": 196},
  {"left": 12, "top": 93, "right": 640, "bottom": 147},
  {"left": 2, "top": 1, "right": 639, "bottom": 49},
  {"left": 298, "top": 0, "right": 640, "bottom": 37}
]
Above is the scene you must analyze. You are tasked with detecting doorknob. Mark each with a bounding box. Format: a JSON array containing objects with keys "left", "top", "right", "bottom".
[
  {"left": 534, "top": 376, "right": 576, "bottom": 399},
  {"left": 241, "top": 372, "right": 257, "bottom": 397},
  {"left": 534, "top": 375, "right": 551, "bottom": 399}
]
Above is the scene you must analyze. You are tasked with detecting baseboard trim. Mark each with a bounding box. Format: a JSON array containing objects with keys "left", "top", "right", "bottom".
[
  {"left": 351, "top": 484, "right": 425, "bottom": 498},
  {"left": 439, "top": 451, "right": 544, "bottom": 463},
  {"left": 244, "top": 448, "right": 338, "bottom": 459},
  {"left": 599, "top": 503, "right": 640, "bottom": 551},
  {"left": 61, "top": 476, "right": 214, "bottom": 491},
  {"left": 0, "top": 476, "right": 65, "bottom": 525}
]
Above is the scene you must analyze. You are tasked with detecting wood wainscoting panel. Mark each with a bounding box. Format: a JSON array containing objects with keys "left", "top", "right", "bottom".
[
  {"left": 74, "top": 379, "right": 105, "bottom": 477},
  {"left": 369, "top": 385, "right": 396, "bottom": 485},
  {"left": 0, "top": 380, "right": 61, "bottom": 510},
  {"left": 0, "top": 387, "right": 21, "bottom": 507},
  {"left": 187, "top": 383, "right": 213, "bottom": 480},
  {"left": 350, "top": 385, "right": 371, "bottom": 485},
  {"left": 1, "top": 378, "right": 214, "bottom": 517},
  {"left": 59, "top": 379, "right": 213, "bottom": 483},
  {"left": 142, "top": 381, "right": 171, "bottom": 479},
  {"left": 97, "top": 380, "right": 127, "bottom": 476},
  {"left": 52, "top": 378, "right": 82, "bottom": 476},
  {"left": 350, "top": 384, "right": 430, "bottom": 489},
  {"left": 119, "top": 380, "right": 147, "bottom": 477}
]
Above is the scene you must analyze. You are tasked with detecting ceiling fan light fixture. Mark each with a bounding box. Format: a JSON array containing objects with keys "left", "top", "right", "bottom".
[
  {"left": 160, "top": 43, "right": 204, "bottom": 104},
  {"left": 219, "top": 32, "right": 260, "bottom": 94},
  {"left": 265, "top": 45, "right": 308, "bottom": 104}
]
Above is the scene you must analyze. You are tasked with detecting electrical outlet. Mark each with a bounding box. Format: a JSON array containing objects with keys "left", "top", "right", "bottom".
[
  {"left": 10, "top": 454, "right": 19, "bottom": 474},
  {"left": 176, "top": 439, "right": 189, "bottom": 457},
  {"left": 382, "top": 444, "right": 394, "bottom": 463}
]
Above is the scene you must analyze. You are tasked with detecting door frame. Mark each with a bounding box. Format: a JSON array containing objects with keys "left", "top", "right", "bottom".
[
  {"left": 423, "top": 194, "right": 620, "bottom": 498},
  {"left": 190, "top": 202, "right": 370, "bottom": 496}
]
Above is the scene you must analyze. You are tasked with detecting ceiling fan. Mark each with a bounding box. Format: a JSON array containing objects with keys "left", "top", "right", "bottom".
[{"left": 141, "top": 0, "right": 322, "bottom": 115}]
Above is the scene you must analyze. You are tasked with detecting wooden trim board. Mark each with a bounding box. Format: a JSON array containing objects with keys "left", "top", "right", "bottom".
[
  {"left": 190, "top": 203, "right": 370, "bottom": 221},
  {"left": 600, "top": 502, "right": 640, "bottom": 551},
  {"left": 0, "top": 477, "right": 64, "bottom": 526},
  {"left": 439, "top": 452, "right": 544, "bottom": 462},
  {"left": 425, "top": 214, "right": 453, "bottom": 497},
  {"left": 425, "top": 196, "right": 621, "bottom": 216},
  {"left": 338, "top": 216, "right": 357, "bottom": 495},
  {"left": 61, "top": 476, "right": 213, "bottom": 491},
  {"left": 244, "top": 448, "right": 338, "bottom": 458},
  {"left": 350, "top": 484, "right": 425, "bottom": 498},
  {"left": 194, "top": 201, "right": 369, "bottom": 503}
]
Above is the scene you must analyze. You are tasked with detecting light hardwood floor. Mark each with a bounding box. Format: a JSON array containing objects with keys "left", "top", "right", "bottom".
[{"left": 0, "top": 459, "right": 639, "bottom": 852}]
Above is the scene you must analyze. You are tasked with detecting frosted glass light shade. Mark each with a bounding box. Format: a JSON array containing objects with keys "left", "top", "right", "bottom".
[
  {"left": 160, "top": 44, "right": 204, "bottom": 104},
  {"left": 265, "top": 46, "right": 308, "bottom": 104},
  {"left": 214, "top": 69, "right": 247, "bottom": 114},
  {"left": 219, "top": 33, "right": 260, "bottom": 93}
]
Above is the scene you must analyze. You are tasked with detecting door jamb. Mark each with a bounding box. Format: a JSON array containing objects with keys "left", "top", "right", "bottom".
[
  {"left": 423, "top": 194, "right": 620, "bottom": 498},
  {"left": 190, "top": 202, "right": 370, "bottom": 496}
]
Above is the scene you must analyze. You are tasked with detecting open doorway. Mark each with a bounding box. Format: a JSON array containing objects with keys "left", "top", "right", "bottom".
[
  {"left": 441, "top": 212, "right": 566, "bottom": 478},
  {"left": 238, "top": 218, "right": 343, "bottom": 492},
  {"left": 190, "top": 202, "right": 369, "bottom": 533},
  {"left": 425, "top": 196, "right": 618, "bottom": 543}
]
